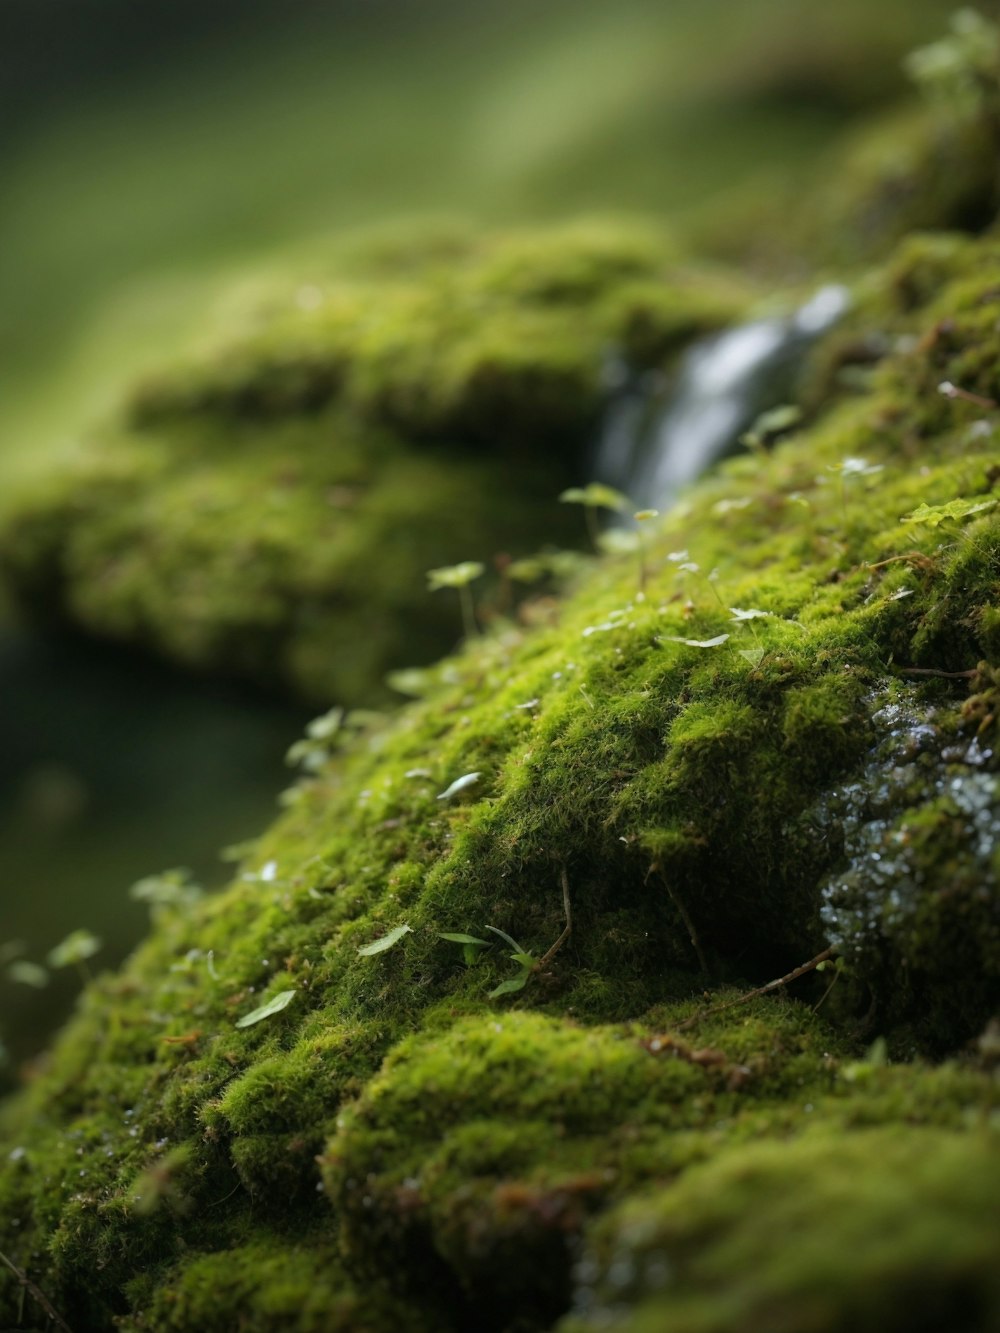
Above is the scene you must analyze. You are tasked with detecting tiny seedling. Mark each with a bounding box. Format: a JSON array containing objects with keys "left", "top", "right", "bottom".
[
  {"left": 6, "top": 960, "right": 49, "bottom": 989},
  {"left": 827, "top": 456, "right": 883, "bottom": 528},
  {"left": 46, "top": 929, "right": 102, "bottom": 986},
  {"left": 130, "top": 867, "right": 203, "bottom": 915},
  {"left": 440, "top": 932, "right": 490, "bottom": 965},
  {"left": 437, "top": 771, "right": 481, "bottom": 801},
  {"left": 484, "top": 868, "right": 573, "bottom": 999},
  {"left": 905, "top": 8, "right": 1000, "bottom": 122},
  {"left": 740, "top": 403, "right": 802, "bottom": 470},
  {"left": 484, "top": 925, "right": 537, "bottom": 997},
  {"left": 427, "top": 561, "right": 485, "bottom": 640},
  {"left": 901, "top": 496, "right": 997, "bottom": 556},
  {"left": 560, "top": 482, "right": 630, "bottom": 549},
  {"left": 728, "top": 606, "right": 771, "bottom": 663},
  {"left": 633, "top": 509, "right": 659, "bottom": 593},
  {"left": 235, "top": 989, "right": 296, "bottom": 1029},
  {"left": 357, "top": 923, "right": 413, "bottom": 956}
]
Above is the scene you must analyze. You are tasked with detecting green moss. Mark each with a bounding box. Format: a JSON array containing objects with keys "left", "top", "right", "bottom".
[
  {"left": 559, "top": 1127, "right": 1000, "bottom": 1333},
  {"left": 0, "top": 222, "right": 752, "bottom": 704},
  {"left": 2, "top": 220, "right": 1000, "bottom": 1331}
]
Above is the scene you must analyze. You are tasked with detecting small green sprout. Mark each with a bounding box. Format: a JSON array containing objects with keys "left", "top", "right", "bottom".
[
  {"left": 729, "top": 606, "right": 771, "bottom": 660},
  {"left": 828, "top": 456, "right": 884, "bottom": 527},
  {"left": 6, "top": 961, "right": 49, "bottom": 989},
  {"left": 129, "top": 867, "right": 203, "bottom": 915},
  {"left": 633, "top": 508, "right": 659, "bottom": 593},
  {"left": 560, "top": 482, "right": 630, "bottom": 549},
  {"left": 385, "top": 666, "right": 437, "bottom": 698},
  {"left": 660, "top": 633, "right": 730, "bottom": 649},
  {"left": 46, "top": 929, "right": 102, "bottom": 986},
  {"left": 901, "top": 497, "right": 997, "bottom": 527},
  {"left": 596, "top": 528, "right": 640, "bottom": 556},
  {"left": 484, "top": 925, "right": 536, "bottom": 998},
  {"left": 235, "top": 989, "right": 297, "bottom": 1029},
  {"left": 901, "top": 496, "right": 997, "bottom": 554},
  {"left": 905, "top": 8, "right": 1000, "bottom": 120},
  {"left": 357, "top": 923, "right": 413, "bottom": 956},
  {"left": 740, "top": 403, "right": 802, "bottom": 462},
  {"left": 437, "top": 771, "right": 481, "bottom": 801},
  {"left": 427, "top": 561, "right": 485, "bottom": 639},
  {"left": 483, "top": 869, "right": 573, "bottom": 999},
  {"left": 440, "top": 932, "right": 490, "bottom": 965}
]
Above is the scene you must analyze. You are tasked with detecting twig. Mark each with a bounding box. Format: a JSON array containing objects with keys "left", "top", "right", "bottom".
[
  {"left": 938, "top": 380, "right": 997, "bottom": 410},
  {"left": 812, "top": 964, "right": 842, "bottom": 1014},
  {"left": 899, "top": 667, "right": 977, "bottom": 680},
  {"left": 675, "top": 947, "right": 836, "bottom": 1032},
  {"left": 865, "top": 551, "right": 935, "bottom": 571},
  {"left": 649, "top": 863, "right": 709, "bottom": 975},
  {"left": 537, "top": 867, "right": 573, "bottom": 969},
  {"left": 0, "top": 1248, "right": 73, "bottom": 1333}
]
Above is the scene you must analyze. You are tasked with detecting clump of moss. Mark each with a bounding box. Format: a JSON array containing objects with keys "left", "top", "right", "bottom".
[
  {"left": 0, "top": 222, "right": 753, "bottom": 704},
  {"left": 1, "top": 221, "right": 999, "bottom": 1331},
  {"left": 560, "top": 1127, "right": 1000, "bottom": 1333}
]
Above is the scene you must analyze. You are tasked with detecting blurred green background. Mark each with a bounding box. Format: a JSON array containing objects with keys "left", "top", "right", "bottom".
[{"left": 0, "top": 0, "right": 964, "bottom": 1067}]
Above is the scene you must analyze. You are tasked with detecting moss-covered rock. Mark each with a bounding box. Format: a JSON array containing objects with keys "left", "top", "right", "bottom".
[
  {"left": 2, "top": 219, "right": 1000, "bottom": 1330},
  {"left": 0, "top": 223, "right": 752, "bottom": 705}
]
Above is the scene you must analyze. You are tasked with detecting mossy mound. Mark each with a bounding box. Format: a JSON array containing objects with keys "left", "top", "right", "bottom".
[
  {"left": 560, "top": 1126, "right": 1000, "bottom": 1333},
  {"left": 2, "top": 225, "right": 1000, "bottom": 1328},
  {"left": 0, "top": 222, "right": 751, "bottom": 705}
]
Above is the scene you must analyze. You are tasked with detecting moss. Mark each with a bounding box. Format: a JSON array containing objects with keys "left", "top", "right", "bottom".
[
  {"left": 2, "top": 221, "right": 1000, "bottom": 1330},
  {"left": 0, "top": 222, "right": 752, "bottom": 705},
  {"left": 559, "top": 1127, "right": 1000, "bottom": 1333}
]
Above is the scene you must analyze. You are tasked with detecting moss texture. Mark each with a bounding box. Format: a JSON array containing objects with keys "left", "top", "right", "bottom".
[
  {"left": 0, "top": 222, "right": 752, "bottom": 705},
  {"left": 0, "top": 215, "right": 998, "bottom": 1329}
]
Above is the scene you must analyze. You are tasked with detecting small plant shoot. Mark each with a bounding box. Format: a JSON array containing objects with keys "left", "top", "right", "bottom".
[
  {"left": 357, "top": 923, "right": 413, "bottom": 956},
  {"left": 437, "top": 772, "right": 481, "bottom": 801},
  {"left": 235, "top": 989, "right": 297, "bottom": 1029},
  {"left": 47, "top": 930, "right": 102, "bottom": 985},
  {"left": 440, "top": 932, "right": 490, "bottom": 965},
  {"left": 427, "top": 561, "right": 485, "bottom": 640},
  {"left": 560, "top": 482, "right": 630, "bottom": 548}
]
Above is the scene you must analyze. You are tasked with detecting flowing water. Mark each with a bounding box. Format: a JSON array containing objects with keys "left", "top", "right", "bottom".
[{"left": 594, "top": 285, "right": 850, "bottom": 508}]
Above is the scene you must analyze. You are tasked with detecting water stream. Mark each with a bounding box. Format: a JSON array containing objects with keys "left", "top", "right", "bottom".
[{"left": 594, "top": 285, "right": 849, "bottom": 508}]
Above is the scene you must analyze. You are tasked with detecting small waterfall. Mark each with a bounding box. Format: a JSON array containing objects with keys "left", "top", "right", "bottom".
[{"left": 594, "top": 285, "right": 849, "bottom": 509}]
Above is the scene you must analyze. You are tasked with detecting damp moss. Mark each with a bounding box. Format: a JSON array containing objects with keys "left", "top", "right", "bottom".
[
  {"left": 559, "top": 1126, "right": 1000, "bottom": 1333},
  {"left": 1, "top": 223, "right": 1000, "bottom": 1329},
  {"left": 0, "top": 222, "right": 752, "bottom": 704}
]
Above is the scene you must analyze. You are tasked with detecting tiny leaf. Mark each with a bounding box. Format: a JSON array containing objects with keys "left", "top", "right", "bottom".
[
  {"left": 427, "top": 562, "right": 485, "bottom": 591},
  {"left": 440, "top": 932, "right": 490, "bottom": 945},
  {"left": 236, "top": 989, "right": 296, "bottom": 1028},
  {"left": 7, "top": 961, "right": 49, "bottom": 989},
  {"left": 437, "top": 772, "right": 481, "bottom": 801},
  {"left": 488, "top": 973, "right": 530, "bottom": 999},
  {"left": 357, "top": 923, "right": 413, "bottom": 956},
  {"left": 47, "top": 930, "right": 102, "bottom": 970},
  {"left": 559, "top": 483, "right": 629, "bottom": 513},
  {"left": 901, "top": 498, "right": 996, "bottom": 527},
  {"left": 485, "top": 924, "right": 527, "bottom": 953},
  {"left": 660, "top": 633, "right": 730, "bottom": 649}
]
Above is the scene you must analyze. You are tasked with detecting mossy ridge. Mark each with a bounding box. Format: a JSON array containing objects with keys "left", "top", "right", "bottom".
[
  {"left": 0, "top": 406, "right": 574, "bottom": 705},
  {"left": 2, "top": 229, "right": 1000, "bottom": 1327},
  {"left": 321, "top": 1007, "right": 996, "bottom": 1333},
  {"left": 0, "top": 222, "right": 754, "bottom": 705},
  {"left": 123, "top": 221, "right": 754, "bottom": 438},
  {"left": 558, "top": 1126, "right": 1000, "bottom": 1333}
]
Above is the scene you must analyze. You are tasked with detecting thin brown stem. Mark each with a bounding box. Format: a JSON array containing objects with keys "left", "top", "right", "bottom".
[
  {"left": 675, "top": 946, "right": 836, "bottom": 1031},
  {"left": 537, "top": 867, "right": 573, "bottom": 969},
  {"left": 651, "top": 864, "right": 708, "bottom": 975},
  {"left": 899, "top": 667, "right": 977, "bottom": 680},
  {"left": 0, "top": 1248, "right": 73, "bottom": 1333},
  {"left": 939, "top": 381, "right": 997, "bottom": 410}
]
